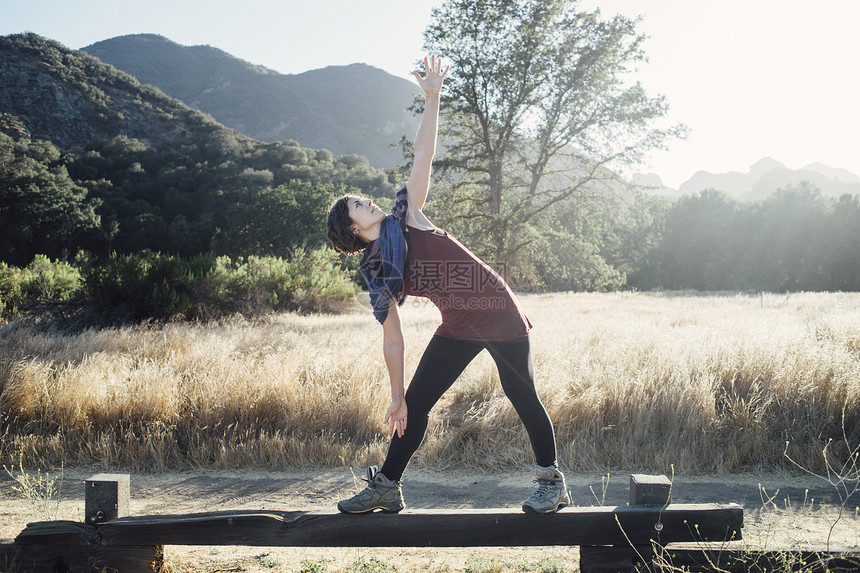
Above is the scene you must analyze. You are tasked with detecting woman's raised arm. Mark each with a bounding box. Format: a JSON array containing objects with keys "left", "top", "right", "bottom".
[{"left": 405, "top": 56, "right": 449, "bottom": 213}]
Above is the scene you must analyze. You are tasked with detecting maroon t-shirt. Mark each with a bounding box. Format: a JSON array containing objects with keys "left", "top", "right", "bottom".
[{"left": 394, "top": 189, "right": 531, "bottom": 341}]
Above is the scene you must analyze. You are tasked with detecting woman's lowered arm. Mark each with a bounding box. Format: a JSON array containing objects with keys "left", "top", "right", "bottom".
[{"left": 381, "top": 298, "right": 407, "bottom": 439}]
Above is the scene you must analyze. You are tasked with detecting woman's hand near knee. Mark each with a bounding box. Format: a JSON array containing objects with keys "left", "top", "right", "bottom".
[{"left": 384, "top": 398, "right": 408, "bottom": 438}]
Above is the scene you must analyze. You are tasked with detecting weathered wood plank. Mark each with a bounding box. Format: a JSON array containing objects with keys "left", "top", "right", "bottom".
[
  {"left": 580, "top": 544, "right": 655, "bottom": 573},
  {"left": 10, "top": 522, "right": 162, "bottom": 573},
  {"left": 85, "top": 473, "right": 129, "bottom": 524},
  {"left": 1, "top": 540, "right": 18, "bottom": 573},
  {"left": 2, "top": 542, "right": 162, "bottom": 573},
  {"left": 661, "top": 547, "right": 860, "bottom": 573},
  {"left": 15, "top": 521, "right": 99, "bottom": 546},
  {"left": 93, "top": 504, "right": 742, "bottom": 548},
  {"left": 581, "top": 544, "right": 860, "bottom": 573},
  {"left": 629, "top": 474, "right": 672, "bottom": 506}
]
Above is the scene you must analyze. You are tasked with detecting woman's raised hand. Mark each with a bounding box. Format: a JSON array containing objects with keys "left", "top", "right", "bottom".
[{"left": 413, "top": 55, "right": 449, "bottom": 96}]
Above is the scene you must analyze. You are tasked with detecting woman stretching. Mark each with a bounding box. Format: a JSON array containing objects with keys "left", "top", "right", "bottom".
[{"left": 326, "top": 55, "right": 568, "bottom": 514}]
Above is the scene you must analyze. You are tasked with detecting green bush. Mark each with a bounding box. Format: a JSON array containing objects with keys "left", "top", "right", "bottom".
[
  {"left": 0, "top": 263, "right": 20, "bottom": 319},
  {"left": 201, "top": 249, "right": 357, "bottom": 317},
  {"left": 0, "top": 248, "right": 356, "bottom": 324},
  {"left": 278, "top": 247, "right": 358, "bottom": 313},
  {"left": 82, "top": 248, "right": 356, "bottom": 324},
  {"left": 84, "top": 251, "right": 218, "bottom": 323},
  {"left": 23, "top": 255, "right": 83, "bottom": 301},
  {"left": 0, "top": 255, "right": 82, "bottom": 319},
  {"left": 0, "top": 263, "right": 21, "bottom": 319}
]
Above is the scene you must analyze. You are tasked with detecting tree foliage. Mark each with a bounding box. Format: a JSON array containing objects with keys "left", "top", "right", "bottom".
[
  {"left": 0, "top": 130, "right": 101, "bottom": 266},
  {"left": 213, "top": 180, "right": 339, "bottom": 258},
  {"left": 1, "top": 32, "right": 395, "bottom": 269},
  {"left": 644, "top": 184, "right": 860, "bottom": 292},
  {"left": 423, "top": 0, "right": 683, "bottom": 287},
  {"left": 0, "top": 115, "right": 393, "bottom": 265}
]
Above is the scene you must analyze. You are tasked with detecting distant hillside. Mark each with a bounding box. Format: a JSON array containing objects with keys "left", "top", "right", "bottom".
[
  {"left": 637, "top": 158, "right": 860, "bottom": 201},
  {"left": 83, "top": 34, "right": 420, "bottom": 168},
  {"left": 0, "top": 33, "right": 249, "bottom": 151},
  {"left": 677, "top": 158, "right": 860, "bottom": 201},
  {"left": 0, "top": 32, "right": 393, "bottom": 265}
]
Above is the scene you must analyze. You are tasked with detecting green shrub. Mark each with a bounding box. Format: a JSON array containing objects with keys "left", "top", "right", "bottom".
[
  {"left": 1, "top": 248, "right": 355, "bottom": 324},
  {"left": 0, "top": 255, "right": 82, "bottom": 319},
  {"left": 23, "top": 255, "right": 82, "bottom": 301},
  {"left": 0, "top": 263, "right": 22, "bottom": 319},
  {"left": 83, "top": 248, "right": 356, "bottom": 324},
  {"left": 278, "top": 247, "right": 358, "bottom": 313},
  {"left": 84, "top": 251, "right": 218, "bottom": 323},
  {"left": 202, "top": 248, "right": 357, "bottom": 317}
]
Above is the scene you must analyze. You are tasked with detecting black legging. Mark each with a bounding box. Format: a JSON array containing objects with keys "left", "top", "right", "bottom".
[{"left": 380, "top": 334, "right": 557, "bottom": 481}]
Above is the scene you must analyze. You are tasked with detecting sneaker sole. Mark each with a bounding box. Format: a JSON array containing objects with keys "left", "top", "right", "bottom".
[
  {"left": 521, "top": 501, "right": 568, "bottom": 514},
  {"left": 337, "top": 503, "right": 404, "bottom": 514}
]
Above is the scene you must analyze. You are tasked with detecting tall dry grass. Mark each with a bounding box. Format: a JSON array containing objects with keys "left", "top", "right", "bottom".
[{"left": 0, "top": 292, "right": 857, "bottom": 473}]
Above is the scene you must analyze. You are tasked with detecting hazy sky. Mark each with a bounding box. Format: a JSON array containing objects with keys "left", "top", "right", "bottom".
[{"left": 3, "top": 0, "right": 859, "bottom": 188}]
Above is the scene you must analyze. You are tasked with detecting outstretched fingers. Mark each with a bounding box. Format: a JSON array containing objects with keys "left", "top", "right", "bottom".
[
  {"left": 413, "top": 55, "right": 449, "bottom": 95},
  {"left": 426, "top": 55, "right": 449, "bottom": 78}
]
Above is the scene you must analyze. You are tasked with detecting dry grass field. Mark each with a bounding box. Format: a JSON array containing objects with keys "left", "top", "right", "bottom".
[
  {"left": 1, "top": 291, "right": 858, "bottom": 572},
  {"left": 0, "top": 291, "right": 858, "bottom": 475}
]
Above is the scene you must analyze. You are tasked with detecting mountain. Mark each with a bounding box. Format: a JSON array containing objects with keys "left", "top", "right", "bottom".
[
  {"left": 0, "top": 32, "right": 395, "bottom": 266},
  {"left": 801, "top": 162, "right": 860, "bottom": 183},
  {"left": 83, "top": 34, "right": 420, "bottom": 168},
  {"left": 0, "top": 33, "right": 252, "bottom": 151},
  {"left": 631, "top": 173, "right": 679, "bottom": 197},
  {"left": 662, "top": 157, "right": 860, "bottom": 201}
]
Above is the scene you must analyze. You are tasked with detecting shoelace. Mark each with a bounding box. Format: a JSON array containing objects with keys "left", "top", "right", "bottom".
[{"left": 533, "top": 478, "right": 558, "bottom": 497}]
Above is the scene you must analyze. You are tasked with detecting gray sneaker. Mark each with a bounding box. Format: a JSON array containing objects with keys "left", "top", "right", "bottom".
[
  {"left": 337, "top": 466, "right": 405, "bottom": 514},
  {"left": 522, "top": 466, "right": 570, "bottom": 514}
]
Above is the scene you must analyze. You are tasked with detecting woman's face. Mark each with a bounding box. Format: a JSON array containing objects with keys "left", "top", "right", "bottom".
[{"left": 347, "top": 196, "right": 385, "bottom": 238}]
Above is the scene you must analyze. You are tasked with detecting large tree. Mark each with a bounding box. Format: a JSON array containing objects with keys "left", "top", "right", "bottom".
[{"left": 423, "top": 0, "right": 683, "bottom": 286}]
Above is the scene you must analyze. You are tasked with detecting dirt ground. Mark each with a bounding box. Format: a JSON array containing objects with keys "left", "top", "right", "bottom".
[{"left": 2, "top": 467, "right": 858, "bottom": 572}]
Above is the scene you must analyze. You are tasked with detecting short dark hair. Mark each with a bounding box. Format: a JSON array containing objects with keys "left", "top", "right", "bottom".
[{"left": 326, "top": 195, "right": 368, "bottom": 255}]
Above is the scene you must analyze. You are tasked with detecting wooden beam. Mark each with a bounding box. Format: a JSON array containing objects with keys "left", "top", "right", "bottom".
[
  {"left": 581, "top": 473, "right": 673, "bottom": 572},
  {"left": 581, "top": 545, "right": 860, "bottom": 573},
  {"left": 7, "top": 522, "right": 162, "bottom": 573},
  {"left": 580, "top": 544, "right": 655, "bottom": 573},
  {"left": 73, "top": 504, "right": 743, "bottom": 548},
  {"left": 660, "top": 547, "right": 860, "bottom": 573}
]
